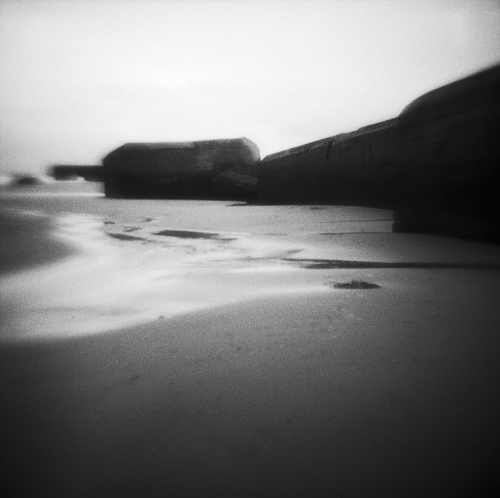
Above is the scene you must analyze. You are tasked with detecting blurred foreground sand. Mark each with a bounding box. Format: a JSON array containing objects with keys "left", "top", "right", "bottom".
[{"left": 1, "top": 183, "right": 499, "bottom": 497}]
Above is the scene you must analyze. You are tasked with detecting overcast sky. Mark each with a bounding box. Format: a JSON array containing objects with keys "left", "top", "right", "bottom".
[{"left": 1, "top": 0, "right": 499, "bottom": 174}]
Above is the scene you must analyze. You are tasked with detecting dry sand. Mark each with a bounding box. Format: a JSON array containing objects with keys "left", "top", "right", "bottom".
[{"left": 1, "top": 183, "right": 500, "bottom": 497}]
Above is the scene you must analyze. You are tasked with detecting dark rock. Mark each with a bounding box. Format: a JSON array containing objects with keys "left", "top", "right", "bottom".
[{"left": 11, "top": 175, "right": 45, "bottom": 186}]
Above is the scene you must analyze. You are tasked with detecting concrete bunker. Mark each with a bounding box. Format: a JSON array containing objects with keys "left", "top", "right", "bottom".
[
  {"left": 393, "top": 64, "right": 500, "bottom": 242},
  {"left": 50, "top": 165, "right": 104, "bottom": 182},
  {"left": 257, "top": 118, "right": 398, "bottom": 207},
  {"left": 102, "top": 137, "right": 259, "bottom": 200}
]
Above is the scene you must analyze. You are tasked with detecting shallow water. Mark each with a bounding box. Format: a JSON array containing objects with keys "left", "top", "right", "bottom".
[
  {"left": 1, "top": 182, "right": 397, "bottom": 340},
  {"left": 2, "top": 181, "right": 499, "bottom": 341}
]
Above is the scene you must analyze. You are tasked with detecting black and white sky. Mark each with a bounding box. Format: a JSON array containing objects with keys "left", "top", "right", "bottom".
[{"left": 1, "top": 0, "right": 499, "bottom": 174}]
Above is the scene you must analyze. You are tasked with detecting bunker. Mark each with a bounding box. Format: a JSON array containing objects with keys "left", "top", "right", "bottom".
[
  {"left": 102, "top": 137, "right": 259, "bottom": 200},
  {"left": 393, "top": 63, "right": 500, "bottom": 241},
  {"left": 257, "top": 64, "right": 500, "bottom": 242},
  {"left": 257, "top": 118, "right": 398, "bottom": 207},
  {"left": 49, "top": 165, "right": 104, "bottom": 182}
]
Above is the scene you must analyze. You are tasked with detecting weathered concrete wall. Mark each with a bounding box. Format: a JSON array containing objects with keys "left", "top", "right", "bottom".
[
  {"left": 211, "top": 170, "right": 258, "bottom": 199},
  {"left": 258, "top": 64, "right": 500, "bottom": 242},
  {"left": 258, "top": 119, "right": 398, "bottom": 207},
  {"left": 258, "top": 138, "right": 332, "bottom": 204},
  {"left": 102, "top": 137, "right": 259, "bottom": 199},
  {"left": 325, "top": 119, "right": 399, "bottom": 207},
  {"left": 393, "top": 64, "right": 500, "bottom": 242}
]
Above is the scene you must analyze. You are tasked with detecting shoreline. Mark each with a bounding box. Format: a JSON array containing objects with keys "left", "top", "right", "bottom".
[
  {"left": 0, "top": 205, "right": 337, "bottom": 341},
  {"left": 0, "top": 207, "right": 79, "bottom": 277},
  {"left": 2, "top": 194, "right": 500, "bottom": 342}
]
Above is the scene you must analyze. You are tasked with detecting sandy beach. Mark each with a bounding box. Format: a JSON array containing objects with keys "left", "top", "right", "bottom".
[{"left": 1, "top": 182, "right": 500, "bottom": 497}]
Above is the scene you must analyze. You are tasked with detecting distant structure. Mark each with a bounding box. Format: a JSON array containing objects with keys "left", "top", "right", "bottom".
[
  {"left": 102, "top": 137, "right": 259, "bottom": 199},
  {"left": 11, "top": 174, "right": 46, "bottom": 186},
  {"left": 258, "top": 64, "right": 500, "bottom": 242},
  {"left": 50, "top": 165, "right": 103, "bottom": 182}
]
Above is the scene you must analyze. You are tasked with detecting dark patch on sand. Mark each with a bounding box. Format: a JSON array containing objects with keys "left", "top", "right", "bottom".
[
  {"left": 124, "top": 226, "right": 139, "bottom": 232},
  {"left": 332, "top": 280, "right": 381, "bottom": 289},
  {"left": 285, "top": 258, "right": 500, "bottom": 270},
  {"left": 154, "top": 230, "right": 236, "bottom": 242},
  {"left": 103, "top": 220, "right": 115, "bottom": 225},
  {"left": 154, "top": 230, "right": 219, "bottom": 239},
  {"left": 107, "top": 233, "right": 145, "bottom": 242}
]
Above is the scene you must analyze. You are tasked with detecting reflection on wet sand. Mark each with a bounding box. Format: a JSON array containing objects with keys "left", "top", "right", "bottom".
[{"left": 0, "top": 210, "right": 331, "bottom": 340}]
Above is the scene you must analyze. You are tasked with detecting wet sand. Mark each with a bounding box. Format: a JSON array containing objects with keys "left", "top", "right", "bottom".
[
  {"left": 1, "top": 183, "right": 500, "bottom": 497},
  {"left": 0, "top": 208, "right": 77, "bottom": 277}
]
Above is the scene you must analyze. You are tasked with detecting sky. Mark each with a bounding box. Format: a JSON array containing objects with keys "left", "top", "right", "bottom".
[{"left": 0, "top": 0, "right": 499, "bottom": 175}]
